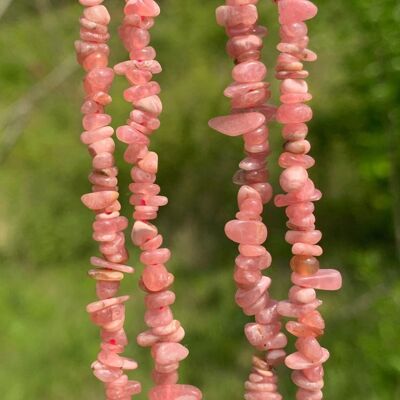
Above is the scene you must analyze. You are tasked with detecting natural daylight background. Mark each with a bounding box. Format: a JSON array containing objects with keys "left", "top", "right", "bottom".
[{"left": 0, "top": 0, "right": 399, "bottom": 399}]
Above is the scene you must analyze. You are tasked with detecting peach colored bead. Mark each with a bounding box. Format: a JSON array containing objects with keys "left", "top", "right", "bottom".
[{"left": 290, "top": 255, "right": 320, "bottom": 276}]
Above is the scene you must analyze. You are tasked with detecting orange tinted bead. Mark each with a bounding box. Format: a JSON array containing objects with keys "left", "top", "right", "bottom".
[{"left": 290, "top": 255, "right": 319, "bottom": 276}]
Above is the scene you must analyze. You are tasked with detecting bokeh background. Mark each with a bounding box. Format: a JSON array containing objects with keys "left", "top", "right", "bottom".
[{"left": 1, "top": 0, "right": 399, "bottom": 399}]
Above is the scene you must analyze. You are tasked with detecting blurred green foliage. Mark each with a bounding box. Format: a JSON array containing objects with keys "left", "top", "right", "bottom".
[{"left": 0, "top": 0, "right": 399, "bottom": 399}]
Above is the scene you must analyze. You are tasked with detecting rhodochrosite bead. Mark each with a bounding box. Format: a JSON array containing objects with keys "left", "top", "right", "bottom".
[
  {"left": 76, "top": 1, "right": 139, "bottom": 398},
  {"left": 115, "top": 1, "right": 202, "bottom": 398},
  {"left": 274, "top": 0, "right": 342, "bottom": 399},
  {"left": 210, "top": 2, "right": 286, "bottom": 399}
]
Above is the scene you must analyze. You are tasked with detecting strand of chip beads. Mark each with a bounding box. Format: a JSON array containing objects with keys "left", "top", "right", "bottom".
[
  {"left": 76, "top": 1, "right": 142, "bottom": 399},
  {"left": 273, "top": 1, "right": 342, "bottom": 399},
  {"left": 209, "top": 2, "right": 287, "bottom": 399},
  {"left": 113, "top": 1, "right": 202, "bottom": 400}
]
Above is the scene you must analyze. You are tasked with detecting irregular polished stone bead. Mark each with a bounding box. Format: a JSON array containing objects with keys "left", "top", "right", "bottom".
[
  {"left": 149, "top": 384, "right": 202, "bottom": 400},
  {"left": 234, "top": 265, "right": 262, "bottom": 288},
  {"left": 88, "top": 138, "right": 115, "bottom": 157},
  {"left": 295, "top": 337, "right": 323, "bottom": 362},
  {"left": 299, "top": 310, "right": 325, "bottom": 331},
  {"left": 280, "top": 166, "right": 308, "bottom": 192},
  {"left": 141, "top": 234, "right": 163, "bottom": 251},
  {"left": 238, "top": 184, "right": 263, "bottom": 207},
  {"left": 84, "top": 68, "right": 114, "bottom": 94},
  {"left": 138, "top": 151, "right": 158, "bottom": 174},
  {"left": 142, "top": 264, "right": 171, "bottom": 292},
  {"left": 91, "top": 360, "right": 123, "bottom": 382},
  {"left": 245, "top": 322, "right": 282, "bottom": 347},
  {"left": 239, "top": 244, "right": 268, "bottom": 257},
  {"left": 92, "top": 152, "right": 114, "bottom": 169},
  {"left": 278, "top": 0, "right": 318, "bottom": 24},
  {"left": 292, "top": 269, "right": 342, "bottom": 290},
  {"left": 144, "top": 305, "right": 173, "bottom": 328},
  {"left": 276, "top": 104, "right": 313, "bottom": 124},
  {"left": 124, "top": 0, "right": 160, "bottom": 17},
  {"left": 280, "top": 22, "right": 308, "bottom": 39},
  {"left": 130, "top": 46, "right": 157, "bottom": 61},
  {"left": 266, "top": 350, "right": 287, "bottom": 368},
  {"left": 208, "top": 112, "right": 265, "bottom": 136},
  {"left": 152, "top": 342, "right": 189, "bottom": 365},
  {"left": 291, "top": 371, "right": 324, "bottom": 391},
  {"left": 96, "top": 280, "right": 120, "bottom": 300},
  {"left": 279, "top": 152, "right": 315, "bottom": 169},
  {"left": 292, "top": 243, "right": 323, "bottom": 257},
  {"left": 83, "top": 113, "right": 112, "bottom": 131},
  {"left": 232, "top": 88, "right": 270, "bottom": 109},
  {"left": 236, "top": 276, "right": 271, "bottom": 308},
  {"left": 80, "top": 126, "right": 114, "bottom": 145},
  {"left": 225, "top": 81, "right": 268, "bottom": 99},
  {"left": 227, "top": 34, "right": 263, "bottom": 59},
  {"left": 290, "top": 255, "right": 320, "bottom": 276},
  {"left": 232, "top": 61, "right": 267, "bottom": 83},
  {"left": 98, "top": 350, "right": 138, "bottom": 369},
  {"left": 289, "top": 286, "right": 316, "bottom": 304},
  {"left": 88, "top": 268, "right": 124, "bottom": 281},
  {"left": 280, "top": 79, "right": 308, "bottom": 94},
  {"left": 84, "top": 5, "right": 111, "bottom": 25},
  {"left": 277, "top": 300, "right": 322, "bottom": 318},
  {"left": 286, "top": 201, "right": 314, "bottom": 219},
  {"left": 251, "top": 182, "right": 273, "bottom": 204},
  {"left": 243, "top": 293, "right": 269, "bottom": 316},
  {"left": 296, "top": 388, "right": 323, "bottom": 400},
  {"left": 134, "top": 94, "right": 163, "bottom": 116},
  {"left": 303, "top": 365, "right": 324, "bottom": 382},
  {"left": 286, "top": 321, "right": 323, "bottom": 338},
  {"left": 81, "top": 191, "right": 119, "bottom": 210},
  {"left": 124, "top": 143, "right": 148, "bottom": 164},
  {"left": 116, "top": 125, "right": 149, "bottom": 145},
  {"left": 261, "top": 332, "right": 288, "bottom": 351},
  {"left": 285, "top": 348, "right": 329, "bottom": 370},
  {"left": 216, "top": 5, "right": 258, "bottom": 27},
  {"left": 255, "top": 300, "right": 279, "bottom": 324},
  {"left": 141, "top": 248, "right": 171, "bottom": 265},
  {"left": 286, "top": 230, "right": 321, "bottom": 245},
  {"left": 90, "top": 256, "right": 134, "bottom": 274},
  {"left": 236, "top": 253, "right": 272, "bottom": 270},
  {"left": 131, "top": 166, "right": 156, "bottom": 183},
  {"left": 124, "top": 81, "right": 160, "bottom": 103},
  {"left": 82, "top": 51, "right": 108, "bottom": 71},
  {"left": 225, "top": 220, "right": 267, "bottom": 245},
  {"left": 145, "top": 290, "right": 175, "bottom": 309}
]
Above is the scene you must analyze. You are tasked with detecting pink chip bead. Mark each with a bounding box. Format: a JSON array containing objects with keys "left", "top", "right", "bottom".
[
  {"left": 81, "top": 191, "right": 119, "bottom": 210},
  {"left": 131, "top": 221, "right": 158, "bottom": 245},
  {"left": 149, "top": 384, "right": 202, "bottom": 400},
  {"left": 280, "top": 166, "right": 308, "bottom": 192},
  {"left": 276, "top": 104, "right": 313, "bottom": 124},
  {"left": 225, "top": 220, "right": 267, "bottom": 245},
  {"left": 285, "top": 348, "right": 329, "bottom": 370},
  {"left": 295, "top": 337, "right": 323, "bottom": 362},
  {"left": 142, "top": 264, "right": 172, "bottom": 292},
  {"left": 125, "top": 0, "right": 160, "bottom": 17},
  {"left": 216, "top": 5, "right": 258, "bottom": 27},
  {"left": 278, "top": 0, "right": 318, "bottom": 25},
  {"left": 152, "top": 343, "right": 189, "bottom": 365},
  {"left": 291, "top": 269, "right": 342, "bottom": 291},
  {"left": 281, "top": 79, "right": 308, "bottom": 94},
  {"left": 140, "top": 248, "right": 171, "bottom": 265},
  {"left": 232, "top": 61, "right": 267, "bottom": 83},
  {"left": 83, "top": 5, "right": 110, "bottom": 25},
  {"left": 209, "top": 112, "right": 265, "bottom": 136}
]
